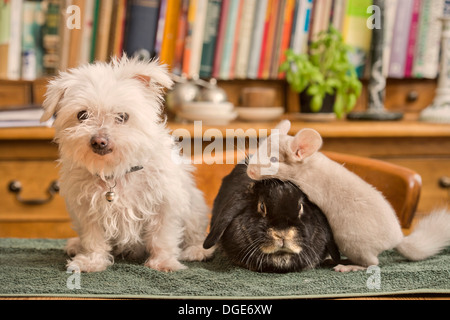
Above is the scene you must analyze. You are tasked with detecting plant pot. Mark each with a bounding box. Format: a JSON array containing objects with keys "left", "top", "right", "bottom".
[
  {"left": 298, "top": 90, "right": 336, "bottom": 121},
  {"left": 299, "top": 90, "right": 336, "bottom": 114}
]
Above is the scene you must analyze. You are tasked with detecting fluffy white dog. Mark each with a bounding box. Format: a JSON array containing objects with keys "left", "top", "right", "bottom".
[{"left": 41, "top": 56, "right": 212, "bottom": 272}]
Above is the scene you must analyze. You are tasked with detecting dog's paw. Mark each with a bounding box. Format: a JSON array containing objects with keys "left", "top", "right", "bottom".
[
  {"left": 65, "top": 237, "right": 81, "bottom": 257},
  {"left": 180, "top": 245, "right": 214, "bottom": 261},
  {"left": 333, "top": 264, "right": 367, "bottom": 272},
  {"left": 145, "top": 257, "right": 187, "bottom": 272},
  {"left": 67, "top": 252, "right": 113, "bottom": 273}
]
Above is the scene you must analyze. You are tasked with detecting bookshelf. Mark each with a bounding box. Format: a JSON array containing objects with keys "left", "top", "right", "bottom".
[{"left": 0, "top": 0, "right": 446, "bottom": 82}]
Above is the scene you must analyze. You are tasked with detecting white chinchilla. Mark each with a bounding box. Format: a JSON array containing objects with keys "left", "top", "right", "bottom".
[{"left": 247, "top": 120, "right": 450, "bottom": 272}]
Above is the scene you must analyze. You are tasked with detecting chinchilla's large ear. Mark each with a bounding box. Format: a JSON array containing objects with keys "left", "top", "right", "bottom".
[
  {"left": 40, "top": 75, "right": 68, "bottom": 122},
  {"left": 290, "top": 128, "right": 323, "bottom": 161},
  {"left": 272, "top": 120, "right": 291, "bottom": 135},
  {"left": 203, "top": 198, "right": 247, "bottom": 249}
]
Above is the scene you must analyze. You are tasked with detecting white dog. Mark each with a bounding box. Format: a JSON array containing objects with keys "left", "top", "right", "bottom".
[{"left": 41, "top": 56, "right": 212, "bottom": 272}]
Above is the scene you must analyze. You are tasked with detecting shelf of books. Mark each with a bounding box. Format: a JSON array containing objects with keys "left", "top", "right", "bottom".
[{"left": 0, "top": 0, "right": 447, "bottom": 82}]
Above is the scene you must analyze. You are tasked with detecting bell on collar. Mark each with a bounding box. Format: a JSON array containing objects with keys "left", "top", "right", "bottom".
[{"left": 105, "top": 191, "right": 115, "bottom": 202}]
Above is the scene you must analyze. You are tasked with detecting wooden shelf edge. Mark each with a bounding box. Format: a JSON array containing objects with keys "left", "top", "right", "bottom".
[{"left": 1, "top": 114, "right": 449, "bottom": 140}]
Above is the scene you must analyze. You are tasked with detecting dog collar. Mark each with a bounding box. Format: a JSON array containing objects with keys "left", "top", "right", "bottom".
[{"left": 102, "top": 165, "right": 144, "bottom": 202}]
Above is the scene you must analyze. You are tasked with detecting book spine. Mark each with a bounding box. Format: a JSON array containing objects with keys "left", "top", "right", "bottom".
[
  {"left": 154, "top": 0, "right": 168, "bottom": 57},
  {"left": 219, "top": 0, "right": 240, "bottom": 79},
  {"left": 257, "top": 0, "right": 274, "bottom": 79},
  {"left": 172, "top": 0, "right": 189, "bottom": 75},
  {"left": 124, "top": 0, "right": 161, "bottom": 60},
  {"left": 246, "top": 0, "right": 268, "bottom": 78},
  {"left": 189, "top": 0, "right": 208, "bottom": 77},
  {"left": 7, "top": 0, "right": 23, "bottom": 80},
  {"left": 182, "top": 0, "right": 198, "bottom": 76},
  {"left": 388, "top": 0, "right": 413, "bottom": 78},
  {"left": 342, "top": 0, "right": 373, "bottom": 78},
  {"left": 382, "top": 0, "right": 397, "bottom": 77},
  {"left": 160, "top": 0, "right": 182, "bottom": 68},
  {"left": 404, "top": 0, "right": 421, "bottom": 78},
  {"left": 234, "top": 0, "right": 256, "bottom": 79},
  {"left": 79, "top": 0, "right": 94, "bottom": 64},
  {"left": 21, "top": 1, "right": 42, "bottom": 80},
  {"left": 277, "top": 0, "right": 295, "bottom": 79},
  {"left": 212, "top": 0, "right": 229, "bottom": 78},
  {"left": 199, "top": 0, "right": 222, "bottom": 78},
  {"left": 228, "top": 0, "right": 243, "bottom": 79},
  {"left": 270, "top": 0, "right": 287, "bottom": 79},
  {"left": 412, "top": 0, "right": 445, "bottom": 79}
]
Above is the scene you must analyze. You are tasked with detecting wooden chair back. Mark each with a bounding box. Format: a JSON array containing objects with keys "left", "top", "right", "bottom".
[{"left": 194, "top": 150, "right": 421, "bottom": 228}]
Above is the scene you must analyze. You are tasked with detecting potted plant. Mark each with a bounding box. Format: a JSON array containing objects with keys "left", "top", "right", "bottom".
[{"left": 280, "top": 26, "right": 362, "bottom": 119}]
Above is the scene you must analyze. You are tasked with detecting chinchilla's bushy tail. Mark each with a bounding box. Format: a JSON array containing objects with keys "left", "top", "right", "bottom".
[{"left": 396, "top": 208, "right": 450, "bottom": 261}]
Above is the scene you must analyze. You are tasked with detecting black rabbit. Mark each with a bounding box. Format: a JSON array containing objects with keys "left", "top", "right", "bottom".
[{"left": 203, "top": 163, "right": 340, "bottom": 273}]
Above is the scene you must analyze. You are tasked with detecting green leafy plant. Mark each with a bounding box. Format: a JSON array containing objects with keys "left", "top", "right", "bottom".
[{"left": 280, "top": 26, "right": 362, "bottom": 118}]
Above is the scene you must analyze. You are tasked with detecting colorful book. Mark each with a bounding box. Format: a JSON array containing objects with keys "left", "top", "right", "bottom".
[
  {"left": 172, "top": 0, "right": 189, "bottom": 75},
  {"left": 160, "top": 0, "right": 182, "bottom": 68},
  {"left": 247, "top": 0, "right": 268, "bottom": 78},
  {"left": 412, "top": 0, "right": 445, "bottom": 79},
  {"left": 212, "top": 0, "right": 229, "bottom": 78},
  {"left": 290, "top": 0, "right": 313, "bottom": 54},
  {"left": 124, "top": 0, "right": 161, "bottom": 60},
  {"left": 182, "top": 0, "right": 197, "bottom": 76},
  {"left": 199, "top": 0, "right": 223, "bottom": 78},
  {"left": 154, "top": 0, "right": 168, "bottom": 57},
  {"left": 21, "top": 0, "right": 45, "bottom": 80},
  {"left": 219, "top": 0, "right": 240, "bottom": 79},
  {"left": 270, "top": 0, "right": 286, "bottom": 79},
  {"left": 234, "top": 0, "right": 256, "bottom": 79},
  {"left": 189, "top": 0, "right": 208, "bottom": 77},
  {"left": 404, "top": 0, "right": 421, "bottom": 78},
  {"left": 277, "top": 0, "right": 296, "bottom": 79},
  {"left": 388, "top": 0, "right": 413, "bottom": 78},
  {"left": 94, "top": 0, "right": 114, "bottom": 61},
  {"left": 342, "top": 0, "right": 373, "bottom": 78},
  {"left": 0, "top": 0, "right": 10, "bottom": 78},
  {"left": 258, "top": 0, "right": 277, "bottom": 79},
  {"left": 382, "top": 0, "right": 397, "bottom": 77},
  {"left": 7, "top": 0, "right": 23, "bottom": 80},
  {"left": 110, "top": 0, "right": 127, "bottom": 58}
]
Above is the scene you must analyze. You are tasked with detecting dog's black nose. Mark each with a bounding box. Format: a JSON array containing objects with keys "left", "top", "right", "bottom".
[{"left": 90, "top": 135, "right": 109, "bottom": 150}]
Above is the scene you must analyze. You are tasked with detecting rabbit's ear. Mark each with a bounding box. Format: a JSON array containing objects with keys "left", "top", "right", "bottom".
[{"left": 203, "top": 199, "right": 246, "bottom": 249}]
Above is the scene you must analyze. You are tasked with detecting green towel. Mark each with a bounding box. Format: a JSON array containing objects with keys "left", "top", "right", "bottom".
[{"left": 0, "top": 238, "right": 449, "bottom": 299}]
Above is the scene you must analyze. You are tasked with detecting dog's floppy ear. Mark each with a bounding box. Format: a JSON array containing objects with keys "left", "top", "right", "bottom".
[
  {"left": 120, "top": 56, "right": 173, "bottom": 90},
  {"left": 40, "top": 75, "right": 67, "bottom": 122},
  {"left": 203, "top": 199, "right": 246, "bottom": 249},
  {"left": 290, "top": 128, "right": 322, "bottom": 161}
]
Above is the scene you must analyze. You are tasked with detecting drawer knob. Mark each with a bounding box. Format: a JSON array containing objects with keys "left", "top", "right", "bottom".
[
  {"left": 439, "top": 176, "right": 450, "bottom": 188},
  {"left": 8, "top": 180, "right": 59, "bottom": 205}
]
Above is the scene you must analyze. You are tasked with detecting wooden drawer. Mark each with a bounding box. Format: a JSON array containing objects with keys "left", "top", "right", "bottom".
[
  {"left": 380, "top": 157, "right": 450, "bottom": 214},
  {"left": 0, "top": 80, "right": 32, "bottom": 108},
  {"left": 0, "top": 160, "right": 75, "bottom": 238}
]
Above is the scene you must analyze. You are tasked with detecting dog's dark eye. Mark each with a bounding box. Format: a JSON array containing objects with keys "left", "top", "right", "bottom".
[
  {"left": 270, "top": 156, "right": 278, "bottom": 163},
  {"left": 115, "top": 112, "right": 129, "bottom": 124},
  {"left": 77, "top": 110, "right": 89, "bottom": 122},
  {"left": 258, "top": 201, "right": 267, "bottom": 217}
]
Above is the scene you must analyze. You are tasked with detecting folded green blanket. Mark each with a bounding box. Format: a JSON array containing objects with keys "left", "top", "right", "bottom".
[{"left": 0, "top": 238, "right": 449, "bottom": 299}]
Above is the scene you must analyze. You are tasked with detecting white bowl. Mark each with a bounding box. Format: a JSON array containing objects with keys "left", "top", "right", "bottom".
[
  {"left": 236, "top": 107, "right": 284, "bottom": 121},
  {"left": 180, "top": 101, "right": 234, "bottom": 114},
  {"left": 177, "top": 110, "right": 238, "bottom": 125}
]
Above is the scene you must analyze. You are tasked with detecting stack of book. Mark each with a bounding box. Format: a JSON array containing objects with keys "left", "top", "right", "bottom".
[
  {"left": 0, "top": 105, "right": 54, "bottom": 128},
  {"left": 0, "top": 0, "right": 447, "bottom": 81}
]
